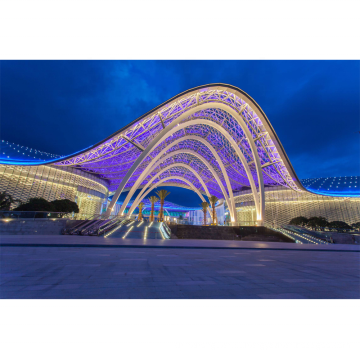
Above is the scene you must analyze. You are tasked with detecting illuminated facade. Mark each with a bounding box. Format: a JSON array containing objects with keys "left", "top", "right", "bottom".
[
  {"left": 1, "top": 84, "right": 359, "bottom": 224},
  {"left": 232, "top": 181, "right": 360, "bottom": 227},
  {"left": 0, "top": 163, "right": 108, "bottom": 216}
]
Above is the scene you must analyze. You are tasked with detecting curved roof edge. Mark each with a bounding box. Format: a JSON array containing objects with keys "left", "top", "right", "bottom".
[{"left": 1, "top": 83, "right": 334, "bottom": 195}]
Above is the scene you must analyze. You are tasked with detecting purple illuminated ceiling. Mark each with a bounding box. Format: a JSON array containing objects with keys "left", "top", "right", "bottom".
[{"left": 51, "top": 84, "right": 303, "bottom": 197}]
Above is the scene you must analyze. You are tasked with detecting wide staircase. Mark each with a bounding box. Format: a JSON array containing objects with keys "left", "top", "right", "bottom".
[
  {"left": 62, "top": 220, "right": 331, "bottom": 244},
  {"left": 271, "top": 225, "right": 330, "bottom": 245},
  {"left": 62, "top": 218, "right": 171, "bottom": 239}
]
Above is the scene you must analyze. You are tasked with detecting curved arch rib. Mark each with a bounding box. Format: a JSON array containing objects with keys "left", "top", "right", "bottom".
[
  {"left": 112, "top": 120, "right": 258, "bottom": 221},
  {"left": 127, "top": 148, "right": 234, "bottom": 220},
  {"left": 127, "top": 163, "right": 212, "bottom": 216},
  {"left": 106, "top": 102, "right": 265, "bottom": 223},
  {"left": 129, "top": 176, "right": 212, "bottom": 219}
]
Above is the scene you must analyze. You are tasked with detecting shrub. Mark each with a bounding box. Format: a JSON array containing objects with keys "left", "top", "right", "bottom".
[
  {"left": 13, "top": 198, "right": 79, "bottom": 217},
  {"left": 13, "top": 197, "right": 55, "bottom": 212},
  {"left": 289, "top": 216, "right": 308, "bottom": 226},
  {"left": 50, "top": 199, "right": 79, "bottom": 217},
  {"left": 328, "top": 221, "right": 352, "bottom": 232},
  {"left": 307, "top": 216, "right": 329, "bottom": 230}
]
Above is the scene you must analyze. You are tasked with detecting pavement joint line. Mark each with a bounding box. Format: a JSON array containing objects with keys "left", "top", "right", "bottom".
[{"left": 0, "top": 243, "right": 359, "bottom": 253}]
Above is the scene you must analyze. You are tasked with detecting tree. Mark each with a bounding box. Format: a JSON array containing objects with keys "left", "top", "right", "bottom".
[
  {"left": 50, "top": 199, "right": 79, "bottom": 217},
  {"left": 208, "top": 195, "right": 219, "bottom": 225},
  {"left": 289, "top": 216, "right": 308, "bottom": 226},
  {"left": 155, "top": 189, "right": 170, "bottom": 222},
  {"left": 0, "top": 191, "right": 21, "bottom": 211},
  {"left": 328, "top": 221, "right": 352, "bottom": 232},
  {"left": 148, "top": 196, "right": 158, "bottom": 222},
  {"left": 137, "top": 202, "right": 144, "bottom": 221},
  {"left": 12, "top": 197, "right": 79, "bottom": 217},
  {"left": 200, "top": 202, "right": 209, "bottom": 226},
  {"left": 351, "top": 222, "right": 360, "bottom": 230},
  {"left": 13, "top": 197, "right": 55, "bottom": 212},
  {"left": 307, "top": 216, "right": 329, "bottom": 230}
]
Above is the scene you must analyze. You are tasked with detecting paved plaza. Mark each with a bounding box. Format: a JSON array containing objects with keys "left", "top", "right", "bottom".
[{"left": 1, "top": 237, "right": 359, "bottom": 299}]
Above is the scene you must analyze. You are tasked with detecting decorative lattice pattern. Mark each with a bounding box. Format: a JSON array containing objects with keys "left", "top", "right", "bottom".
[
  {"left": 53, "top": 87, "right": 301, "bottom": 201},
  {"left": 234, "top": 187, "right": 360, "bottom": 226},
  {"left": 0, "top": 164, "right": 108, "bottom": 214}
]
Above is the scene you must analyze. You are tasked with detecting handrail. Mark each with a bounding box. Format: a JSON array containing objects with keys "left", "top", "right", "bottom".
[{"left": 0, "top": 210, "right": 101, "bottom": 221}]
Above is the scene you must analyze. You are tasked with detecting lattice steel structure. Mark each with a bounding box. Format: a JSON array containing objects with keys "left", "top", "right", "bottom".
[
  {"left": 2, "top": 84, "right": 318, "bottom": 224},
  {"left": 41, "top": 83, "right": 309, "bottom": 224}
]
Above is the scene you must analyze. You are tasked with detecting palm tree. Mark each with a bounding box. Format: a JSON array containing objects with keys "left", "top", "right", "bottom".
[
  {"left": 137, "top": 202, "right": 144, "bottom": 221},
  {"left": 156, "top": 189, "right": 170, "bottom": 222},
  {"left": 200, "top": 202, "right": 209, "bottom": 226},
  {"left": 208, "top": 195, "right": 219, "bottom": 225},
  {"left": 148, "top": 196, "right": 158, "bottom": 222}
]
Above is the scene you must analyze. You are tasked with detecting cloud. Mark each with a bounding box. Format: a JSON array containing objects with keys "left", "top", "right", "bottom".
[{"left": 1, "top": 60, "right": 359, "bottom": 187}]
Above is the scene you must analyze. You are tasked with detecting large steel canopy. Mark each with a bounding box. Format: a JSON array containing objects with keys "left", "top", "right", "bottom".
[{"left": 52, "top": 84, "right": 305, "bottom": 223}]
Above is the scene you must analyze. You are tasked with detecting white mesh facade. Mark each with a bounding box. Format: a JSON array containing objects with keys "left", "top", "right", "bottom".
[
  {"left": 233, "top": 186, "right": 360, "bottom": 227},
  {"left": 0, "top": 164, "right": 109, "bottom": 216}
]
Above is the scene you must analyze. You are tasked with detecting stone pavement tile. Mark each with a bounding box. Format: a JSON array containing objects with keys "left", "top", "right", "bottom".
[
  {"left": 212, "top": 276, "right": 244, "bottom": 284},
  {"left": 302, "top": 292, "right": 347, "bottom": 299},
  {"left": 163, "top": 264, "right": 191, "bottom": 267},
  {"left": 198, "top": 284, "right": 243, "bottom": 291},
  {"left": 333, "top": 290, "right": 360, "bottom": 299},
  {"left": 153, "top": 292, "right": 187, "bottom": 299},
  {"left": 52, "top": 284, "right": 82, "bottom": 290},
  {"left": 258, "top": 260, "right": 276, "bottom": 262},
  {"left": 118, "top": 259, "right": 148, "bottom": 261},
  {"left": 257, "top": 293, "right": 307, "bottom": 299},
  {"left": 173, "top": 290, "right": 215, "bottom": 299},
  {"left": 281, "top": 279, "right": 317, "bottom": 283},
  {"left": 113, "top": 271, "right": 151, "bottom": 276},
  {"left": 244, "top": 278, "right": 273, "bottom": 284},
  {"left": 150, "top": 282, "right": 177, "bottom": 288},
  {"left": 79, "top": 282, "right": 128, "bottom": 290},
  {"left": 83, "top": 264, "right": 102, "bottom": 267},
  {"left": 88, "top": 273, "right": 116, "bottom": 280},
  {"left": 55, "top": 277, "right": 92, "bottom": 285},
  {"left": 152, "top": 276, "right": 193, "bottom": 283},
  {"left": 0, "top": 284, "right": 27, "bottom": 292},
  {"left": 121, "top": 291, "right": 158, "bottom": 299},
  {"left": 0, "top": 271, "right": 27, "bottom": 277},
  {"left": 0, "top": 291, "right": 43, "bottom": 299},
  {"left": 156, "top": 255, "right": 178, "bottom": 257},
  {"left": 1, "top": 278, "right": 44, "bottom": 286},
  {"left": 0, "top": 278, "right": 19, "bottom": 285},
  {"left": 237, "top": 283, "right": 266, "bottom": 290},
  {"left": 23, "top": 284, "right": 53, "bottom": 291},
  {"left": 31, "top": 278, "right": 63, "bottom": 285},
  {"left": 176, "top": 285, "right": 203, "bottom": 293},
  {"left": 176, "top": 281, "right": 216, "bottom": 286},
  {"left": 194, "top": 259, "right": 219, "bottom": 262},
  {"left": 188, "top": 275, "right": 218, "bottom": 282}
]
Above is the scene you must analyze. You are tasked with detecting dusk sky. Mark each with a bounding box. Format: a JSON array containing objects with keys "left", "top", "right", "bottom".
[{"left": 1, "top": 60, "right": 359, "bottom": 206}]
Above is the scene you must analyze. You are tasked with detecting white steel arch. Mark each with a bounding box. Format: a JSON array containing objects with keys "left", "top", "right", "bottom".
[
  {"left": 138, "top": 181, "right": 207, "bottom": 195},
  {"left": 129, "top": 176, "right": 212, "bottom": 219},
  {"left": 122, "top": 150, "right": 234, "bottom": 220},
  {"left": 118, "top": 136, "right": 236, "bottom": 220},
  {"left": 106, "top": 111, "right": 264, "bottom": 223},
  {"left": 146, "top": 149, "right": 234, "bottom": 217},
  {"left": 126, "top": 163, "right": 212, "bottom": 216}
]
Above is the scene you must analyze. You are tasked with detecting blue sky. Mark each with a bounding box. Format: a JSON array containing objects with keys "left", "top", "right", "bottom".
[{"left": 1, "top": 60, "right": 359, "bottom": 206}]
